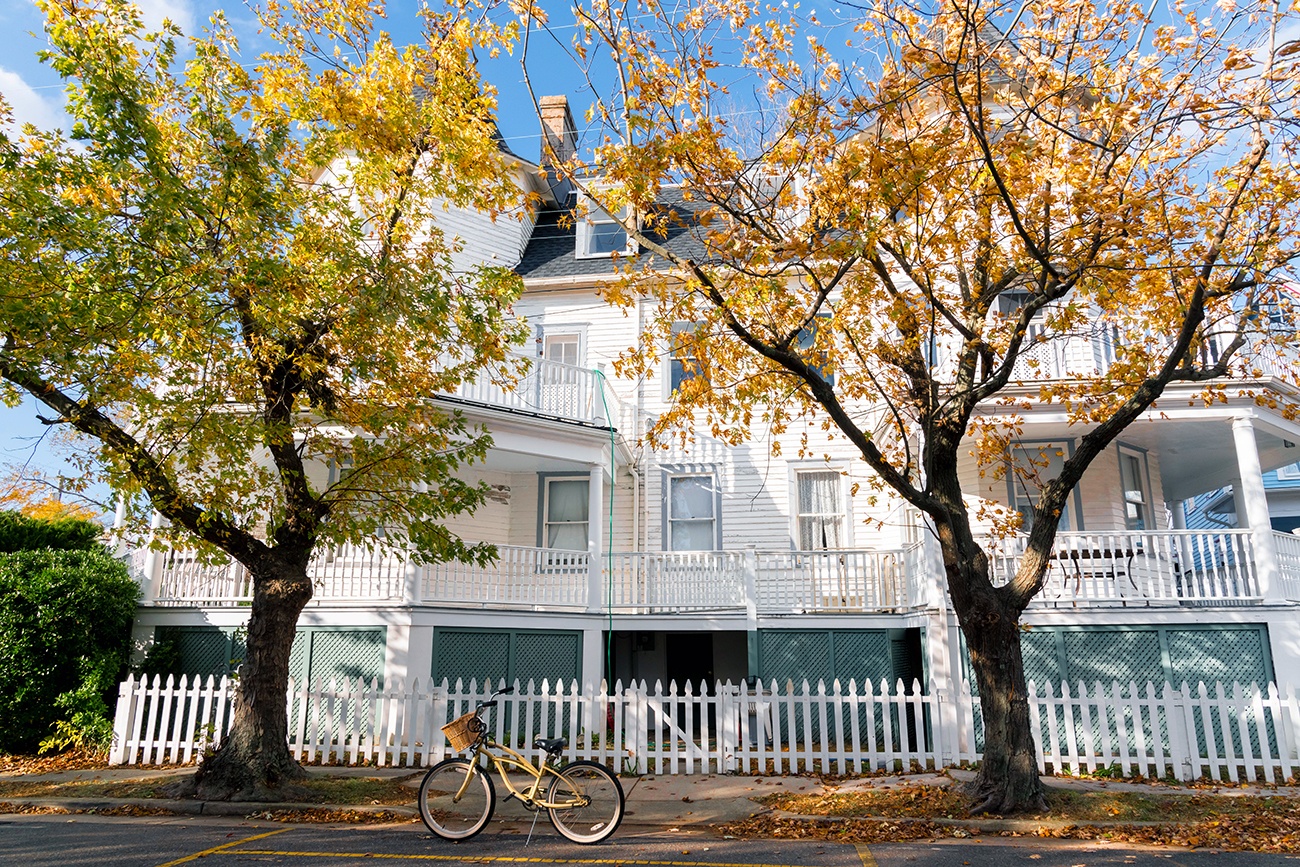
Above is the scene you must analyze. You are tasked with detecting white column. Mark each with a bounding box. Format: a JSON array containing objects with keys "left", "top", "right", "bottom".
[
  {"left": 1231, "top": 416, "right": 1283, "bottom": 601},
  {"left": 1170, "top": 499, "right": 1187, "bottom": 530},
  {"left": 580, "top": 625, "right": 605, "bottom": 739},
  {"left": 140, "top": 511, "right": 164, "bottom": 603},
  {"left": 405, "top": 625, "right": 435, "bottom": 688},
  {"left": 586, "top": 464, "right": 605, "bottom": 614},
  {"left": 402, "top": 552, "right": 422, "bottom": 605},
  {"left": 384, "top": 619, "right": 412, "bottom": 687},
  {"left": 1168, "top": 498, "right": 1193, "bottom": 587},
  {"left": 1266, "top": 613, "right": 1300, "bottom": 692},
  {"left": 743, "top": 547, "right": 759, "bottom": 676}
]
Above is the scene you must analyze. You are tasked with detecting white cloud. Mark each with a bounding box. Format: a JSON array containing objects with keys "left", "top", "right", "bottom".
[
  {"left": 0, "top": 68, "right": 66, "bottom": 132},
  {"left": 134, "top": 0, "right": 195, "bottom": 34}
]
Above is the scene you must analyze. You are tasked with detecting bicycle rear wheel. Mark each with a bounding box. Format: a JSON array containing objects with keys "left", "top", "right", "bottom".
[
  {"left": 418, "top": 758, "right": 495, "bottom": 841},
  {"left": 545, "top": 760, "right": 625, "bottom": 844}
]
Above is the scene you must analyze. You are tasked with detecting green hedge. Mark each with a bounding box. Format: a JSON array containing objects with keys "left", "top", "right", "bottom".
[
  {"left": 0, "top": 549, "right": 140, "bottom": 754},
  {"left": 0, "top": 510, "right": 101, "bottom": 553}
]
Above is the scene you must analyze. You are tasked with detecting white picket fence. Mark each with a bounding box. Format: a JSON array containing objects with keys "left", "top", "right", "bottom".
[{"left": 109, "top": 674, "right": 1300, "bottom": 783}]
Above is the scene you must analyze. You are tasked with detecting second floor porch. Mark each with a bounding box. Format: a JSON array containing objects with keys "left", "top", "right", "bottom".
[{"left": 138, "top": 525, "right": 1300, "bottom": 614}]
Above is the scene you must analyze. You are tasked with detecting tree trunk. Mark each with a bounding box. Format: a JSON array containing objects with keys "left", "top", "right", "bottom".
[
  {"left": 182, "top": 560, "right": 314, "bottom": 801},
  {"left": 959, "top": 586, "right": 1047, "bottom": 814}
]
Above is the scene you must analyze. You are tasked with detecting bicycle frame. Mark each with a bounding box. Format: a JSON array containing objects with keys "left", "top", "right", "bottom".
[{"left": 458, "top": 739, "right": 589, "bottom": 811}]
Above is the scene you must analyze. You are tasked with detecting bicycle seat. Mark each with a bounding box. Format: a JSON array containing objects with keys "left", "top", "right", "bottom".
[{"left": 533, "top": 737, "right": 567, "bottom": 754}]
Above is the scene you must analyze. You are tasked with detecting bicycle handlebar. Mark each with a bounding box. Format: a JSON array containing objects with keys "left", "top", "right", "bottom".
[{"left": 475, "top": 685, "right": 516, "bottom": 715}]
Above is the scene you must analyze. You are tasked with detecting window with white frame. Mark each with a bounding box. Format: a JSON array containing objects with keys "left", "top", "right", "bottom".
[
  {"left": 795, "top": 470, "right": 845, "bottom": 550},
  {"left": 667, "top": 474, "right": 717, "bottom": 551},
  {"left": 1008, "top": 443, "right": 1073, "bottom": 532},
  {"left": 1276, "top": 462, "right": 1300, "bottom": 480},
  {"left": 669, "top": 321, "right": 701, "bottom": 391},
  {"left": 576, "top": 196, "right": 634, "bottom": 258},
  {"left": 543, "top": 332, "right": 581, "bottom": 367},
  {"left": 543, "top": 477, "right": 589, "bottom": 550},
  {"left": 1118, "top": 446, "right": 1151, "bottom": 532}
]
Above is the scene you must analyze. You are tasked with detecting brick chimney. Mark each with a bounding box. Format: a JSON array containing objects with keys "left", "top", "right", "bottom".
[
  {"left": 539, "top": 95, "right": 577, "bottom": 165},
  {"left": 538, "top": 95, "right": 577, "bottom": 204}
]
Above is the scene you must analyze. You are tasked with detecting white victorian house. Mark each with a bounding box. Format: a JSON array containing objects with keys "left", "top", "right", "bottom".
[{"left": 127, "top": 96, "right": 1300, "bottom": 721}]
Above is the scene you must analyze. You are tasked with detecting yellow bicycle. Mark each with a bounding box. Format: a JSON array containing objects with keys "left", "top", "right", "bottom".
[{"left": 418, "top": 686, "right": 625, "bottom": 844}]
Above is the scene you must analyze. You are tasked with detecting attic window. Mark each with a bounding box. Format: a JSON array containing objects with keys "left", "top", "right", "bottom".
[{"left": 576, "top": 196, "right": 635, "bottom": 258}]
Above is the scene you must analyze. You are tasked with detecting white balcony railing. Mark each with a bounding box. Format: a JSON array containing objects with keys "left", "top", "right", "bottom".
[
  {"left": 153, "top": 544, "right": 408, "bottom": 606},
  {"left": 754, "top": 549, "right": 910, "bottom": 613},
  {"left": 153, "top": 551, "right": 251, "bottom": 605},
  {"left": 607, "top": 551, "right": 748, "bottom": 612},
  {"left": 146, "top": 530, "right": 1279, "bottom": 611},
  {"left": 424, "top": 544, "right": 589, "bottom": 609},
  {"left": 445, "top": 353, "right": 620, "bottom": 427},
  {"left": 1272, "top": 531, "right": 1300, "bottom": 602},
  {"left": 987, "top": 529, "right": 1261, "bottom": 606},
  {"left": 932, "top": 320, "right": 1286, "bottom": 385},
  {"left": 309, "top": 543, "right": 407, "bottom": 600}
]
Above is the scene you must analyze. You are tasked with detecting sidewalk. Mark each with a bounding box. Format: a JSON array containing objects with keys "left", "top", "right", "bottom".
[
  {"left": 0, "top": 765, "right": 818, "bottom": 826},
  {"left": 2, "top": 764, "right": 1296, "bottom": 830}
]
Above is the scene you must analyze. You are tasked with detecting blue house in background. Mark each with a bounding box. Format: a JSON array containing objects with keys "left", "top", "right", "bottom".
[{"left": 1185, "top": 461, "right": 1300, "bottom": 534}]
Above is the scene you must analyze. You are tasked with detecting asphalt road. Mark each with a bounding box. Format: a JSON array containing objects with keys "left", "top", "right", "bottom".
[{"left": 2, "top": 814, "right": 1297, "bottom": 867}]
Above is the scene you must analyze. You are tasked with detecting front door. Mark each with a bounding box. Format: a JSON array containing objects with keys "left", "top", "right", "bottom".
[
  {"left": 666, "top": 632, "right": 715, "bottom": 736},
  {"left": 666, "top": 632, "right": 714, "bottom": 689}
]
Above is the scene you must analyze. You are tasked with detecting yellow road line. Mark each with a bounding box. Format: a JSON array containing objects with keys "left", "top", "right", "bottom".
[
  {"left": 238, "top": 850, "right": 813, "bottom": 867},
  {"left": 154, "top": 828, "right": 293, "bottom": 866},
  {"left": 855, "top": 844, "right": 878, "bottom": 867}
]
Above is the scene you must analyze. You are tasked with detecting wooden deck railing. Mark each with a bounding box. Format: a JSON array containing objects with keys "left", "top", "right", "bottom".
[{"left": 147, "top": 529, "right": 1278, "bottom": 610}]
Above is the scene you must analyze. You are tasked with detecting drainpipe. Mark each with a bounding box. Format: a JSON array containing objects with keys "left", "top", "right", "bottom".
[{"left": 1231, "top": 415, "right": 1283, "bottom": 602}]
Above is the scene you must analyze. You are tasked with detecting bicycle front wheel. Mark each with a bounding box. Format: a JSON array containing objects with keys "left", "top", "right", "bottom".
[
  {"left": 545, "top": 760, "right": 625, "bottom": 844},
  {"left": 418, "top": 758, "right": 495, "bottom": 841}
]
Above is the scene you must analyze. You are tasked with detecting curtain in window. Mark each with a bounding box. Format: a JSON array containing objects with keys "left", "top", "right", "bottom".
[
  {"left": 669, "top": 476, "right": 714, "bottom": 550},
  {"left": 547, "top": 480, "right": 589, "bottom": 550},
  {"left": 797, "top": 471, "right": 842, "bottom": 550}
]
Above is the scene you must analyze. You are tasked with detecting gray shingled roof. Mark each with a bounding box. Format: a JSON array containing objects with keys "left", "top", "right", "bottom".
[{"left": 516, "top": 187, "right": 711, "bottom": 280}]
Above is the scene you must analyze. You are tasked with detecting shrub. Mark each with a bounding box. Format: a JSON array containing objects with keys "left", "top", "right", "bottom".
[
  {"left": 0, "top": 509, "right": 102, "bottom": 553},
  {"left": 0, "top": 548, "right": 140, "bottom": 754}
]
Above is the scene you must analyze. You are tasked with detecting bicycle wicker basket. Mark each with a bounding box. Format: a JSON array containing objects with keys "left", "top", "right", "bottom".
[{"left": 441, "top": 712, "right": 485, "bottom": 751}]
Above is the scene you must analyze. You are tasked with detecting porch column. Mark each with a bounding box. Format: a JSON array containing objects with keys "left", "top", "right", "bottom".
[
  {"left": 139, "top": 511, "right": 164, "bottom": 603},
  {"left": 743, "top": 547, "right": 759, "bottom": 677},
  {"left": 1231, "top": 416, "right": 1283, "bottom": 602},
  {"left": 586, "top": 464, "right": 605, "bottom": 614},
  {"left": 580, "top": 626, "right": 605, "bottom": 739},
  {"left": 1168, "top": 498, "right": 1194, "bottom": 590},
  {"left": 1169, "top": 499, "right": 1187, "bottom": 530}
]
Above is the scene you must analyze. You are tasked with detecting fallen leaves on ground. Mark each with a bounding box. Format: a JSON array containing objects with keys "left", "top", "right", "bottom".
[
  {"left": 718, "top": 802, "right": 1300, "bottom": 852},
  {"left": 0, "top": 801, "right": 70, "bottom": 815},
  {"left": 718, "top": 815, "right": 951, "bottom": 843},
  {"left": 1034, "top": 812, "right": 1300, "bottom": 853},
  {"left": 762, "top": 785, "right": 968, "bottom": 818},
  {"left": 247, "top": 807, "right": 417, "bottom": 825},
  {"left": 0, "top": 752, "right": 111, "bottom": 775},
  {"left": 763, "top": 786, "right": 1297, "bottom": 825},
  {"left": 0, "top": 799, "right": 179, "bottom": 817},
  {"left": 0, "top": 773, "right": 415, "bottom": 805}
]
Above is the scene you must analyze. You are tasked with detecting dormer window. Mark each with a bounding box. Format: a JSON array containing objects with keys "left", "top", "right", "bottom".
[{"left": 576, "top": 195, "right": 635, "bottom": 259}]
